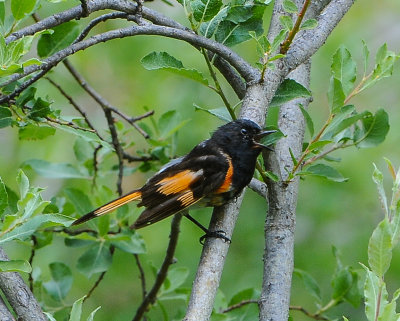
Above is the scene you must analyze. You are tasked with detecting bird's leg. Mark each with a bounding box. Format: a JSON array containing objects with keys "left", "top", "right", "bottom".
[{"left": 183, "top": 213, "right": 231, "bottom": 244}]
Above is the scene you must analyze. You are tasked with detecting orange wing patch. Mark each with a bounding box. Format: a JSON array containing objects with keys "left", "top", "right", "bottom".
[
  {"left": 94, "top": 191, "right": 141, "bottom": 216},
  {"left": 157, "top": 170, "right": 203, "bottom": 195},
  {"left": 215, "top": 155, "right": 233, "bottom": 193},
  {"left": 177, "top": 190, "right": 195, "bottom": 207}
]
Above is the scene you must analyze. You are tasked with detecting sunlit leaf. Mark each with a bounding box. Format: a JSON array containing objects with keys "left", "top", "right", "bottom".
[
  {"left": 0, "top": 259, "right": 31, "bottom": 273},
  {"left": 141, "top": 51, "right": 209, "bottom": 86},
  {"left": 368, "top": 219, "right": 392, "bottom": 278}
]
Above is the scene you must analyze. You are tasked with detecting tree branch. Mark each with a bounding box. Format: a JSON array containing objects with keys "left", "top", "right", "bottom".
[
  {"left": 133, "top": 213, "right": 182, "bottom": 321},
  {"left": 1, "top": 23, "right": 259, "bottom": 96},
  {"left": 184, "top": 1, "right": 355, "bottom": 320},
  {"left": 0, "top": 247, "right": 47, "bottom": 321}
]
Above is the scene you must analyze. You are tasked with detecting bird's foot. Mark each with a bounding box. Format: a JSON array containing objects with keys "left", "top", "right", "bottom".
[{"left": 199, "top": 230, "right": 231, "bottom": 244}]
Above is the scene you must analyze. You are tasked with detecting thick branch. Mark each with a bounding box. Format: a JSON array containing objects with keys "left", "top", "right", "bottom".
[
  {"left": 2, "top": 24, "right": 258, "bottom": 95},
  {"left": 184, "top": 193, "right": 246, "bottom": 320},
  {"left": 185, "top": 1, "right": 355, "bottom": 320},
  {"left": 0, "top": 247, "right": 47, "bottom": 321}
]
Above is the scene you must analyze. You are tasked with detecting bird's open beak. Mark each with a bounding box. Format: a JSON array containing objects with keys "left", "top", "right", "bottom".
[{"left": 252, "top": 130, "right": 277, "bottom": 149}]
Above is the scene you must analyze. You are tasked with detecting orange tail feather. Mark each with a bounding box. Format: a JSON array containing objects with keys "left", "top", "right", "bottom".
[{"left": 72, "top": 190, "right": 142, "bottom": 226}]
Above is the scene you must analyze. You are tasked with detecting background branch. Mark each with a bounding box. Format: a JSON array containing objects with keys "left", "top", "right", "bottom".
[{"left": 0, "top": 247, "right": 47, "bottom": 321}]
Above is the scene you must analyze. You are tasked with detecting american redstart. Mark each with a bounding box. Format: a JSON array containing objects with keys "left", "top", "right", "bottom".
[{"left": 72, "top": 119, "right": 275, "bottom": 241}]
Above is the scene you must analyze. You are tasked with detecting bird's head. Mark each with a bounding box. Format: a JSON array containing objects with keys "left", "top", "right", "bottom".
[{"left": 212, "top": 119, "right": 276, "bottom": 152}]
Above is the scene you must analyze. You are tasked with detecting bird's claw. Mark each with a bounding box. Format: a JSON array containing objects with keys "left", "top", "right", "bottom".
[{"left": 199, "top": 230, "right": 231, "bottom": 244}]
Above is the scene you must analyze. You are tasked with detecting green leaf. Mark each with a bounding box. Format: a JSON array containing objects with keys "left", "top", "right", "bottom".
[
  {"left": 279, "top": 15, "right": 293, "bottom": 31},
  {"left": 0, "top": 177, "right": 8, "bottom": 215},
  {"left": 0, "top": 107, "right": 12, "bottom": 128},
  {"left": 300, "top": 19, "right": 317, "bottom": 30},
  {"left": 191, "top": 0, "right": 223, "bottom": 22},
  {"left": 362, "top": 40, "right": 370, "bottom": 76},
  {"left": 64, "top": 188, "right": 93, "bottom": 216},
  {"left": 69, "top": 296, "right": 85, "bottom": 321},
  {"left": 161, "top": 267, "right": 189, "bottom": 294},
  {"left": 344, "top": 269, "right": 362, "bottom": 308},
  {"left": 299, "top": 163, "right": 348, "bottom": 182},
  {"left": 356, "top": 109, "right": 389, "bottom": 148},
  {"left": 228, "top": 288, "right": 258, "bottom": 306},
  {"left": 37, "top": 21, "right": 80, "bottom": 58},
  {"left": 0, "top": 1, "right": 5, "bottom": 24},
  {"left": 199, "top": 7, "right": 229, "bottom": 38},
  {"left": 107, "top": 230, "right": 146, "bottom": 254},
  {"left": 0, "top": 260, "right": 31, "bottom": 273},
  {"left": 331, "top": 45, "right": 357, "bottom": 96},
  {"left": 332, "top": 267, "right": 353, "bottom": 300},
  {"left": 158, "top": 110, "right": 190, "bottom": 139},
  {"left": 22, "top": 159, "right": 88, "bottom": 179},
  {"left": 215, "top": 6, "right": 265, "bottom": 47},
  {"left": 141, "top": 52, "right": 209, "bottom": 86},
  {"left": 361, "top": 44, "right": 398, "bottom": 92},
  {"left": 194, "top": 104, "right": 232, "bottom": 122},
  {"left": 16, "top": 169, "right": 29, "bottom": 199},
  {"left": 28, "top": 97, "right": 51, "bottom": 120},
  {"left": 327, "top": 77, "right": 345, "bottom": 113},
  {"left": 76, "top": 243, "right": 112, "bottom": 278},
  {"left": 11, "top": 0, "right": 37, "bottom": 20},
  {"left": 73, "top": 137, "right": 92, "bottom": 162},
  {"left": 270, "top": 79, "right": 311, "bottom": 108},
  {"left": 298, "top": 104, "right": 314, "bottom": 137},
  {"left": 368, "top": 219, "right": 392, "bottom": 278},
  {"left": 372, "top": 164, "right": 388, "bottom": 217},
  {"left": 282, "top": 0, "right": 297, "bottom": 13},
  {"left": 87, "top": 306, "right": 102, "bottom": 321},
  {"left": 307, "top": 140, "right": 332, "bottom": 152},
  {"left": 362, "top": 264, "right": 388, "bottom": 321},
  {"left": 19, "top": 125, "right": 56, "bottom": 140},
  {"left": 293, "top": 268, "right": 321, "bottom": 301},
  {"left": 0, "top": 214, "right": 73, "bottom": 244},
  {"left": 43, "top": 262, "right": 73, "bottom": 301}
]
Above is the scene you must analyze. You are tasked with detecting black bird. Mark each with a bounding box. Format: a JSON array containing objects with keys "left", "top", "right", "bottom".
[{"left": 72, "top": 119, "right": 275, "bottom": 240}]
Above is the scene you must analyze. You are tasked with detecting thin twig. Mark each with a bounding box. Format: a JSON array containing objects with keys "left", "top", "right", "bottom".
[
  {"left": 74, "top": 12, "right": 130, "bottom": 44},
  {"left": 28, "top": 235, "right": 37, "bottom": 292},
  {"left": 122, "top": 152, "right": 155, "bottom": 163},
  {"left": 280, "top": 0, "right": 312, "bottom": 54},
  {"left": 109, "top": 107, "right": 152, "bottom": 138},
  {"left": 45, "top": 77, "right": 104, "bottom": 140},
  {"left": 132, "top": 213, "right": 182, "bottom": 321},
  {"left": 83, "top": 246, "right": 115, "bottom": 303},
  {"left": 92, "top": 145, "right": 102, "bottom": 189},
  {"left": 134, "top": 254, "right": 147, "bottom": 299},
  {"left": 289, "top": 305, "right": 329, "bottom": 320},
  {"left": 201, "top": 48, "right": 236, "bottom": 120},
  {"left": 45, "top": 116, "right": 97, "bottom": 134},
  {"left": 221, "top": 299, "right": 258, "bottom": 313},
  {"left": 62, "top": 59, "right": 125, "bottom": 195}
]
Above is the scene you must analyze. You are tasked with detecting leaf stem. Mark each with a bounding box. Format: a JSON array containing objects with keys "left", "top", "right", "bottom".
[
  {"left": 280, "top": 0, "right": 311, "bottom": 54},
  {"left": 201, "top": 48, "right": 236, "bottom": 120},
  {"left": 286, "top": 113, "right": 334, "bottom": 182}
]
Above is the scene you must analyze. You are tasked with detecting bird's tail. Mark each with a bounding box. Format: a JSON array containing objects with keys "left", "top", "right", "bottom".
[{"left": 72, "top": 190, "right": 142, "bottom": 226}]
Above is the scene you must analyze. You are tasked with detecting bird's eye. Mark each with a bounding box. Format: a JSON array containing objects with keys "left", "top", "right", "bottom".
[{"left": 241, "top": 128, "right": 248, "bottom": 136}]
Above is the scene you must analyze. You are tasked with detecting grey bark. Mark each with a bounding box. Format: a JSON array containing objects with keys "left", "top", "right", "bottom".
[
  {"left": 184, "top": 1, "right": 355, "bottom": 321},
  {"left": 260, "top": 63, "right": 310, "bottom": 321},
  {"left": 0, "top": 295, "right": 15, "bottom": 321},
  {"left": 0, "top": 247, "right": 47, "bottom": 321}
]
